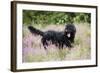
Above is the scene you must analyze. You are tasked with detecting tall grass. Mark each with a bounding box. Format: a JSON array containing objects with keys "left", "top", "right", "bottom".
[{"left": 22, "top": 23, "right": 91, "bottom": 62}]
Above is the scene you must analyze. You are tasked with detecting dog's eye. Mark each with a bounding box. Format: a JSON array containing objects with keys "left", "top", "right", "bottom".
[{"left": 67, "top": 33, "right": 70, "bottom": 37}]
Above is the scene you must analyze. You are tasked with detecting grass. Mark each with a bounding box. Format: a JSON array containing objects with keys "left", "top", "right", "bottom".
[{"left": 22, "top": 23, "right": 91, "bottom": 62}]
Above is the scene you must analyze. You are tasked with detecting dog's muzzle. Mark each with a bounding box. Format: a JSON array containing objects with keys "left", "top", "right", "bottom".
[
  {"left": 67, "top": 33, "right": 70, "bottom": 38},
  {"left": 65, "top": 30, "right": 71, "bottom": 38}
]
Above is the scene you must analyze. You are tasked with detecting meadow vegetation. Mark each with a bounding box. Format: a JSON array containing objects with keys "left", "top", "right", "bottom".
[{"left": 22, "top": 10, "right": 91, "bottom": 62}]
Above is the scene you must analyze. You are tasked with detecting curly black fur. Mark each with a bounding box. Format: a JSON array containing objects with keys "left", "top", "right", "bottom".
[{"left": 28, "top": 24, "right": 76, "bottom": 49}]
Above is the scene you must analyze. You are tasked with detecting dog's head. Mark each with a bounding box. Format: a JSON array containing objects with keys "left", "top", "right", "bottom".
[{"left": 64, "top": 24, "right": 76, "bottom": 40}]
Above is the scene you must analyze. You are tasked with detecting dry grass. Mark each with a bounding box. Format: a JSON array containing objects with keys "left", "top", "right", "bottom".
[{"left": 22, "top": 24, "right": 91, "bottom": 62}]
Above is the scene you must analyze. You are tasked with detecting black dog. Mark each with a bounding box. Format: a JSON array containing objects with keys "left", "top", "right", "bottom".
[
  {"left": 65, "top": 24, "right": 76, "bottom": 43},
  {"left": 28, "top": 24, "right": 76, "bottom": 49}
]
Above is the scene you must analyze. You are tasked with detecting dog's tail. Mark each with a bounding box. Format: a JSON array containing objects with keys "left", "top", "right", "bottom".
[{"left": 28, "top": 26, "right": 44, "bottom": 36}]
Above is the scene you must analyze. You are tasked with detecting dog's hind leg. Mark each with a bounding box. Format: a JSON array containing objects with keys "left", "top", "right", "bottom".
[
  {"left": 41, "top": 38, "right": 48, "bottom": 50},
  {"left": 61, "top": 43, "right": 64, "bottom": 49}
]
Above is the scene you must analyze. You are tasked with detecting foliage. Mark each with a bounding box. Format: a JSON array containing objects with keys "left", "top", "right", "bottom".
[{"left": 23, "top": 10, "right": 91, "bottom": 26}]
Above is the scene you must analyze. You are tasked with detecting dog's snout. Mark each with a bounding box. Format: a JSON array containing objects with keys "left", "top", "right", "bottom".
[{"left": 67, "top": 33, "right": 70, "bottom": 38}]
